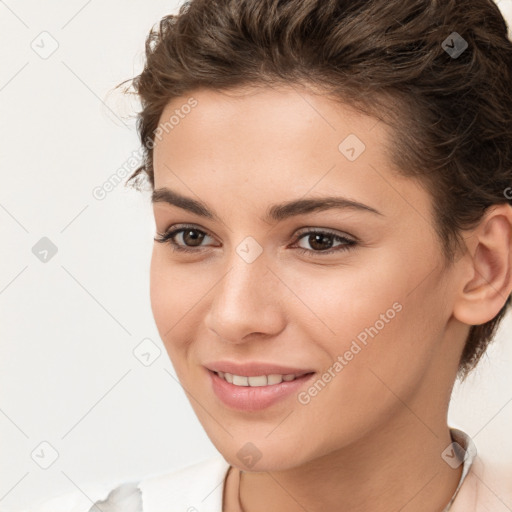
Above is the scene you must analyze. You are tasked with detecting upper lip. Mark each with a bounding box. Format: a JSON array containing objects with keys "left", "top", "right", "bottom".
[{"left": 204, "top": 361, "right": 316, "bottom": 377}]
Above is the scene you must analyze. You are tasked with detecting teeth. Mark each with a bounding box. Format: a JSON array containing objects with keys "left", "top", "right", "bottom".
[
  {"left": 216, "top": 372, "right": 303, "bottom": 386},
  {"left": 267, "top": 374, "right": 284, "bottom": 385},
  {"left": 233, "top": 374, "right": 249, "bottom": 386}
]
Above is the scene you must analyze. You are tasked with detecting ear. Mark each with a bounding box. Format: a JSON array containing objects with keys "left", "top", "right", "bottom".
[{"left": 452, "top": 203, "right": 512, "bottom": 326}]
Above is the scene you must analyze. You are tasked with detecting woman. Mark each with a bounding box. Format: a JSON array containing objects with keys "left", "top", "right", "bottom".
[{"left": 31, "top": 0, "right": 512, "bottom": 510}]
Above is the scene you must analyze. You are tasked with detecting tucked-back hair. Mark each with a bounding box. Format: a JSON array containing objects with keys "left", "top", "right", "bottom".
[{"left": 119, "top": 0, "right": 512, "bottom": 381}]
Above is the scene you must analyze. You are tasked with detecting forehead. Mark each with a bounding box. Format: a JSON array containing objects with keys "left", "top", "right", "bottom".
[{"left": 152, "top": 85, "right": 431, "bottom": 224}]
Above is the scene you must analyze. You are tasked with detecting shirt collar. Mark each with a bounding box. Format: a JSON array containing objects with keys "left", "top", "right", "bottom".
[{"left": 442, "top": 427, "right": 478, "bottom": 511}]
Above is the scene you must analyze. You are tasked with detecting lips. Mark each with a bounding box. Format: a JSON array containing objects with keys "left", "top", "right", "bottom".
[
  {"left": 208, "top": 368, "right": 316, "bottom": 411},
  {"left": 204, "top": 360, "right": 315, "bottom": 377}
]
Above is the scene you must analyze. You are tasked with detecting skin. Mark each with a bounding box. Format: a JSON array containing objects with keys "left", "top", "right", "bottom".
[{"left": 149, "top": 84, "right": 512, "bottom": 512}]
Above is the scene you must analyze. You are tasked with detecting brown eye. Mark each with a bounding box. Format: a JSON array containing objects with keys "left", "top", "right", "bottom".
[
  {"left": 293, "top": 229, "right": 357, "bottom": 256},
  {"left": 180, "top": 229, "right": 206, "bottom": 247},
  {"left": 305, "top": 232, "right": 335, "bottom": 251},
  {"left": 154, "top": 226, "right": 215, "bottom": 253}
]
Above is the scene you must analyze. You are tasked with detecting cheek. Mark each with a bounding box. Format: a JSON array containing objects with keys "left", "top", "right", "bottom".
[
  {"left": 149, "top": 248, "right": 220, "bottom": 367},
  {"left": 149, "top": 250, "right": 173, "bottom": 338},
  {"left": 286, "top": 249, "right": 444, "bottom": 401},
  {"left": 149, "top": 249, "right": 195, "bottom": 357},
  {"left": 277, "top": 254, "right": 410, "bottom": 348}
]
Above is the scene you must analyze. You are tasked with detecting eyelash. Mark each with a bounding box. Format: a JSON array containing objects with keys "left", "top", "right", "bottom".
[{"left": 154, "top": 224, "right": 357, "bottom": 257}]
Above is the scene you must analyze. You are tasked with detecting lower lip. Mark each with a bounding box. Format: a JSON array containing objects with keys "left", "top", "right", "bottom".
[{"left": 207, "top": 369, "right": 316, "bottom": 411}]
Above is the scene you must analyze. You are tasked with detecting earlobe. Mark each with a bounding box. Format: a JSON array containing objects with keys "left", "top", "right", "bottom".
[{"left": 453, "top": 204, "right": 512, "bottom": 326}]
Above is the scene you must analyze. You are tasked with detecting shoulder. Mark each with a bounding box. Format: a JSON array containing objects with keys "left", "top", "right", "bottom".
[
  {"left": 473, "top": 455, "right": 512, "bottom": 510},
  {"left": 138, "top": 455, "right": 231, "bottom": 511},
  {"left": 450, "top": 452, "right": 512, "bottom": 512},
  {"left": 27, "top": 480, "right": 142, "bottom": 512},
  {"left": 27, "top": 456, "right": 230, "bottom": 512}
]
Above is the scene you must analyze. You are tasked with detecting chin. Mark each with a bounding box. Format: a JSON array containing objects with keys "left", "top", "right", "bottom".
[{"left": 217, "top": 442, "right": 309, "bottom": 472}]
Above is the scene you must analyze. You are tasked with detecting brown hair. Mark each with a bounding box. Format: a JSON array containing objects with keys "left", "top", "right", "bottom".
[{"left": 118, "top": 0, "right": 512, "bottom": 381}]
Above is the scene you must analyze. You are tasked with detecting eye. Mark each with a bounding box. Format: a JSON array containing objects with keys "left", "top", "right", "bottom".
[
  {"left": 154, "top": 225, "right": 216, "bottom": 253},
  {"left": 292, "top": 229, "right": 357, "bottom": 257},
  {"left": 154, "top": 225, "right": 358, "bottom": 257}
]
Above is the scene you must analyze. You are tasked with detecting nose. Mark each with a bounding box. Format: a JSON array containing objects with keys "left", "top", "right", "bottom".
[{"left": 204, "top": 250, "right": 286, "bottom": 344}]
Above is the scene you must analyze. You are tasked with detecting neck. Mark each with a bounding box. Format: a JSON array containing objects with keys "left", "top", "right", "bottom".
[{"left": 236, "top": 414, "right": 463, "bottom": 512}]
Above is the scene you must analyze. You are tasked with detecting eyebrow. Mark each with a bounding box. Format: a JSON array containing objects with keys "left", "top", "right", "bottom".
[{"left": 151, "top": 187, "right": 383, "bottom": 223}]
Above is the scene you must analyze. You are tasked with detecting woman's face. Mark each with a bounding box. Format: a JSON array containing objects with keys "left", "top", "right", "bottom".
[{"left": 150, "top": 85, "right": 463, "bottom": 470}]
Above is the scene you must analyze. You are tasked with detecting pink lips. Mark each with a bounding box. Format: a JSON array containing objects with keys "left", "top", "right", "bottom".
[{"left": 205, "top": 362, "right": 316, "bottom": 411}]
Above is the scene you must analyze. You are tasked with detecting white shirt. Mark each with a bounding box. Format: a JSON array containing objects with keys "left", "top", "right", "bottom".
[{"left": 25, "top": 428, "right": 512, "bottom": 512}]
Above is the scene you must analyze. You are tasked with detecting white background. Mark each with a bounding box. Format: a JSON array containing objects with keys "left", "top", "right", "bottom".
[{"left": 1, "top": 1, "right": 512, "bottom": 510}]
